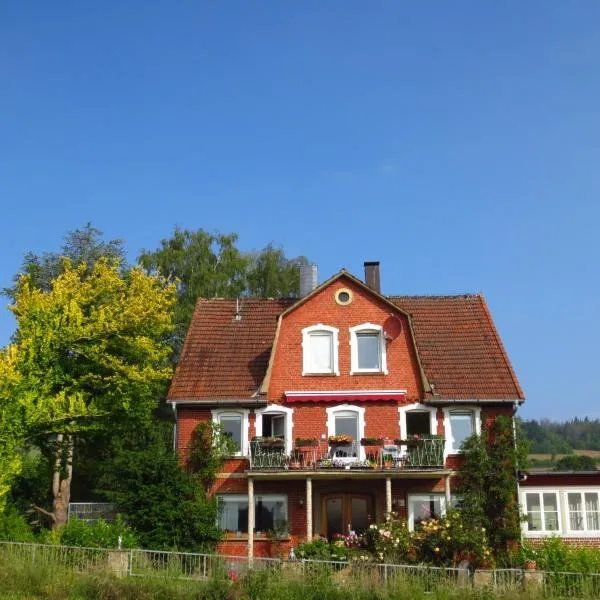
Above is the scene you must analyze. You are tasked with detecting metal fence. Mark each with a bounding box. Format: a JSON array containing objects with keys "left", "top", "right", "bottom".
[
  {"left": 3, "top": 540, "right": 600, "bottom": 597},
  {"left": 68, "top": 502, "right": 117, "bottom": 523}
]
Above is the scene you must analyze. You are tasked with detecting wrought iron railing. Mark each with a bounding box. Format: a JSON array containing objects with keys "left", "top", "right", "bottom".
[{"left": 248, "top": 437, "right": 445, "bottom": 471}]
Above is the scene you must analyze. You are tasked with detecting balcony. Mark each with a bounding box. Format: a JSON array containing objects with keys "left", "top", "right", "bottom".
[{"left": 248, "top": 436, "right": 445, "bottom": 471}]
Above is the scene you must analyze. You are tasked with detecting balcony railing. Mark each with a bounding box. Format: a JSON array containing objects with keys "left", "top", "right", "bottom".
[{"left": 248, "top": 437, "right": 445, "bottom": 471}]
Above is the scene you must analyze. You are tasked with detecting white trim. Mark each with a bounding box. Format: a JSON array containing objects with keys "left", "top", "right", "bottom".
[
  {"left": 442, "top": 406, "right": 481, "bottom": 458},
  {"left": 407, "top": 494, "right": 448, "bottom": 531},
  {"left": 254, "top": 404, "right": 294, "bottom": 455},
  {"left": 301, "top": 324, "right": 340, "bottom": 376},
  {"left": 520, "top": 486, "right": 600, "bottom": 538},
  {"left": 286, "top": 389, "right": 406, "bottom": 397},
  {"left": 349, "top": 323, "right": 388, "bottom": 375},
  {"left": 325, "top": 404, "right": 366, "bottom": 460},
  {"left": 520, "top": 488, "right": 562, "bottom": 536},
  {"left": 399, "top": 403, "right": 438, "bottom": 437},
  {"left": 212, "top": 408, "right": 250, "bottom": 457}
]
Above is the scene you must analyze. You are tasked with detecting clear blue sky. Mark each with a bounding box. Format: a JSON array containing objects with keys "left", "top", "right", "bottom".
[{"left": 1, "top": 2, "right": 599, "bottom": 420}]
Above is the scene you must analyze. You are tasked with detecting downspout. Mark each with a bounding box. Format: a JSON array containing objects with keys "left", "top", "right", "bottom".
[
  {"left": 171, "top": 402, "right": 177, "bottom": 452},
  {"left": 512, "top": 401, "right": 523, "bottom": 547}
]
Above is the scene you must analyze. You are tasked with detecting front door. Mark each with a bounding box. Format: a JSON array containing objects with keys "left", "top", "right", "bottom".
[{"left": 322, "top": 493, "right": 373, "bottom": 539}]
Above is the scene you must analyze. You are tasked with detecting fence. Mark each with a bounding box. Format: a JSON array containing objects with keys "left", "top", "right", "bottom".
[{"left": 3, "top": 540, "right": 600, "bottom": 596}]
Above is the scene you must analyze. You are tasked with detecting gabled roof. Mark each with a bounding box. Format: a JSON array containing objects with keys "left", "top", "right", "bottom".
[{"left": 168, "top": 281, "right": 524, "bottom": 403}]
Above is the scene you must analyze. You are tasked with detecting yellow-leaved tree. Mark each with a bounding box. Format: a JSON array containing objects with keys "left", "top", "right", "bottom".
[{"left": 0, "top": 259, "right": 176, "bottom": 526}]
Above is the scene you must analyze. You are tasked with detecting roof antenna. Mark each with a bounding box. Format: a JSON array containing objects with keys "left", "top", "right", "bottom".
[{"left": 234, "top": 298, "right": 242, "bottom": 321}]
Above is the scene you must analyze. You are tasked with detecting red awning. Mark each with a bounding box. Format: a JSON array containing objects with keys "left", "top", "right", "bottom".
[{"left": 285, "top": 390, "right": 406, "bottom": 403}]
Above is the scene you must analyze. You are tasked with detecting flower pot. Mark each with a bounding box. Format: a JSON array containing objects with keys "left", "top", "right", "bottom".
[{"left": 524, "top": 560, "right": 537, "bottom": 571}]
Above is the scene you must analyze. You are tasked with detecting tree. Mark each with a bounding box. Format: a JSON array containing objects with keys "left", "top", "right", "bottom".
[
  {"left": 98, "top": 422, "right": 231, "bottom": 551},
  {"left": 138, "top": 228, "right": 310, "bottom": 354},
  {"left": 1, "top": 260, "right": 176, "bottom": 526},
  {"left": 246, "top": 244, "right": 309, "bottom": 298},
  {"left": 138, "top": 228, "right": 248, "bottom": 349},
  {"left": 3, "top": 223, "right": 126, "bottom": 301},
  {"left": 554, "top": 455, "right": 597, "bottom": 471},
  {"left": 456, "top": 415, "right": 529, "bottom": 558}
]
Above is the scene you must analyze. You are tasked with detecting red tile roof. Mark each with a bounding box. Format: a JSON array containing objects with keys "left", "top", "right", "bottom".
[
  {"left": 389, "top": 295, "right": 524, "bottom": 401},
  {"left": 168, "top": 298, "right": 294, "bottom": 401},
  {"left": 168, "top": 293, "right": 524, "bottom": 402}
]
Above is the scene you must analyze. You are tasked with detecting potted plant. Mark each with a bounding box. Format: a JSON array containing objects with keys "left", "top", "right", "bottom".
[
  {"left": 523, "top": 559, "right": 537, "bottom": 571},
  {"left": 289, "top": 449, "right": 303, "bottom": 469},
  {"left": 253, "top": 436, "right": 285, "bottom": 449},
  {"left": 383, "top": 454, "right": 394, "bottom": 469}
]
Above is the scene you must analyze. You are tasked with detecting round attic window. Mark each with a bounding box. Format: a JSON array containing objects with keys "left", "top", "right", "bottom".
[{"left": 335, "top": 288, "right": 353, "bottom": 306}]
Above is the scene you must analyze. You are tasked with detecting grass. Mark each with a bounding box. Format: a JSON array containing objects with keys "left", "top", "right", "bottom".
[{"left": 1, "top": 544, "right": 599, "bottom": 599}]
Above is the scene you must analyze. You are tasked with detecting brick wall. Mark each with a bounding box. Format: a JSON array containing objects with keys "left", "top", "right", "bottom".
[{"left": 266, "top": 275, "right": 423, "bottom": 403}]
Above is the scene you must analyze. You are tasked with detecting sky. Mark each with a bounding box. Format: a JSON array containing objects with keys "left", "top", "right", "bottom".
[{"left": 1, "top": 1, "right": 599, "bottom": 421}]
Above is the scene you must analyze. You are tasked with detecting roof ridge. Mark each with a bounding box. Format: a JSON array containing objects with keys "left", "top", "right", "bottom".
[{"left": 388, "top": 293, "right": 481, "bottom": 299}]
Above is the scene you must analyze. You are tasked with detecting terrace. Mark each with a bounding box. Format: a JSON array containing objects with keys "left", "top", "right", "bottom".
[{"left": 248, "top": 435, "right": 445, "bottom": 472}]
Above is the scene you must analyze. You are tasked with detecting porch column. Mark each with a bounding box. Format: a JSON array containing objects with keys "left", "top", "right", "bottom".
[
  {"left": 385, "top": 476, "right": 392, "bottom": 516},
  {"left": 445, "top": 474, "right": 451, "bottom": 504},
  {"left": 306, "top": 477, "right": 313, "bottom": 540},
  {"left": 247, "top": 476, "right": 254, "bottom": 560}
]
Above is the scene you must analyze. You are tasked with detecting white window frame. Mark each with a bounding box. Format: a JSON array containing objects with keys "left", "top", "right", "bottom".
[
  {"left": 442, "top": 407, "right": 481, "bottom": 457},
  {"left": 349, "top": 323, "right": 388, "bottom": 375},
  {"left": 216, "top": 493, "right": 288, "bottom": 534},
  {"left": 407, "top": 494, "right": 448, "bottom": 531},
  {"left": 565, "top": 489, "right": 600, "bottom": 535},
  {"left": 301, "top": 324, "right": 339, "bottom": 376},
  {"left": 326, "top": 404, "right": 366, "bottom": 460},
  {"left": 212, "top": 409, "right": 250, "bottom": 457},
  {"left": 520, "top": 489, "right": 562, "bottom": 536},
  {"left": 254, "top": 404, "right": 294, "bottom": 455}
]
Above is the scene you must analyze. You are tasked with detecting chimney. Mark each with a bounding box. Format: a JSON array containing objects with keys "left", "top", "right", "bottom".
[
  {"left": 299, "top": 264, "right": 318, "bottom": 297},
  {"left": 364, "top": 261, "right": 380, "bottom": 293}
]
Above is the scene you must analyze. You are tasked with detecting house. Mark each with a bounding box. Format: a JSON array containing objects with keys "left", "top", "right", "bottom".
[
  {"left": 167, "top": 262, "right": 528, "bottom": 558},
  {"left": 520, "top": 471, "right": 600, "bottom": 547}
]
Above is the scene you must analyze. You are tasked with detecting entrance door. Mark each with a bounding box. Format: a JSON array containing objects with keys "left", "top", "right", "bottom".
[{"left": 322, "top": 494, "right": 373, "bottom": 539}]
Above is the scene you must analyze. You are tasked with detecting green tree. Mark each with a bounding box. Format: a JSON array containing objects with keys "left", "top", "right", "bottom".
[
  {"left": 246, "top": 244, "right": 308, "bottom": 298},
  {"left": 554, "top": 454, "right": 597, "bottom": 471},
  {"left": 98, "top": 423, "right": 227, "bottom": 551},
  {"left": 138, "top": 228, "right": 248, "bottom": 348},
  {"left": 138, "top": 228, "right": 309, "bottom": 354},
  {"left": 456, "top": 415, "right": 528, "bottom": 558},
  {"left": 1, "top": 260, "right": 176, "bottom": 526},
  {"left": 3, "top": 223, "right": 126, "bottom": 301}
]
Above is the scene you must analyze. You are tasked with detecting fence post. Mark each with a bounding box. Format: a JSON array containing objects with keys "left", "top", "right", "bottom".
[
  {"left": 32, "top": 544, "right": 36, "bottom": 567},
  {"left": 203, "top": 555, "right": 207, "bottom": 578},
  {"left": 128, "top": 550, "right": 133, "bottom": 576},
  {"left": 384, "top": 564, "right": 388, "bottom": 583}
]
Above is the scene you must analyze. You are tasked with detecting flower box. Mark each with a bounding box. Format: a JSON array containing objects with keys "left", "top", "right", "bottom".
[
  {"left": 360, "top": 437, "right": 385, "bottom": 447},
  {"left": 252, "top": 436, "right": 285, "bottom": 449},
  {"left": 295, "top": 438, "right": 319, "bottom": 447},
  {"left": 328, "top": 434, "right": 353, "bottom": 445}
]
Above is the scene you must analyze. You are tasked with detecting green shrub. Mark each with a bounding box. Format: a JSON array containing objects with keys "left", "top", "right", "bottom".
[
  {"left": 0, "top": 504, "right": 36, "bottom": 542},
  {"left": 525, "top": 537, "right": 600, "bottom": 573},
  {"left": 39, "top": 515, "right": 138, "bottom": 548}
]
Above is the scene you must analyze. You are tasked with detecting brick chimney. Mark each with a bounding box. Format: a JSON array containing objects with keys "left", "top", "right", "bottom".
[{"left": 364, "top": 261, "right": 380, "bottom": 293}]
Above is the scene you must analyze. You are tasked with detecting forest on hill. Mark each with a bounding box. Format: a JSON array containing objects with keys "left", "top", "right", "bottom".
[{"left": 520, "top": 417, "right": 600, "bottom": 454}]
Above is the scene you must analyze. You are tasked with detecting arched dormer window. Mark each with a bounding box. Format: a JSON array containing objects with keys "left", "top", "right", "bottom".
[
  {"left": 349, "top": 323, "right": 388, "bottom": 375},
  {"left": 302, "top": 324, "right": 339, "bottom": 376}
]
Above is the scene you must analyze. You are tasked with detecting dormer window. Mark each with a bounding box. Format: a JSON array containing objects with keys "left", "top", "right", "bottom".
[
  {"left": 349, "top": 323, "right": 388, "bottom": 374},
  {"left": 302, "top": 325, "right": 339, "bottom": 376}
]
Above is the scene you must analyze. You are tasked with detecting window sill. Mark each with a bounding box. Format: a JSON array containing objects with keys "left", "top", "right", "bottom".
[
  {"left": 302, "top": 372, "right": 339, "bottom": 377},
  {"left": 350, "top": 370, "right": 387, "bottom": 376}
]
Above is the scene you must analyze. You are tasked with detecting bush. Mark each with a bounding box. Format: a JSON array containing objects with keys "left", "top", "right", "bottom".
[
  {"left": 0, "top": 503, "right": 36, "bottom": 542},
  {"left": 524, "top": 537, "right": 600, "bottom": 573},
  {"left": 39, "top": 515, "right": 138, "bottom": 548},
  {"left": 362, "top": 517, "right": 413, "bottom": 563}
]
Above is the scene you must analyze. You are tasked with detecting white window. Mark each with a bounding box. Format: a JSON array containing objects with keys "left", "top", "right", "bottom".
[
  {"left": 407, "top": 494, "right": 448, "bottom": 531},
  {"left": 217, "top": 494, "right": 287, "bottom": 534},
  {"left": 254, "top": 404, "right": 294, "bottom": 454},
  {"left": 302, "top": 325, "right": 339, "bottom": 375},
  {"left": 326, "top": 404, "right": 366, "bottom": 460},
  {"left": 567, "top": 491, "right": 600, "bottom": 533},
  {"left": 524, "top": 492, "right": 560, "bottom": 533},
  {"left": 349, "top": 323, "right": 388, "bottom": 374},
  {"left": 212, "top": 409, "right": 249, "bottom": 457},
  {"left": 443, "top": 407, "right": 481, "bottom": 455},
  {"left": 399, "top": 404, "right": 438, "bottom": 438}
]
